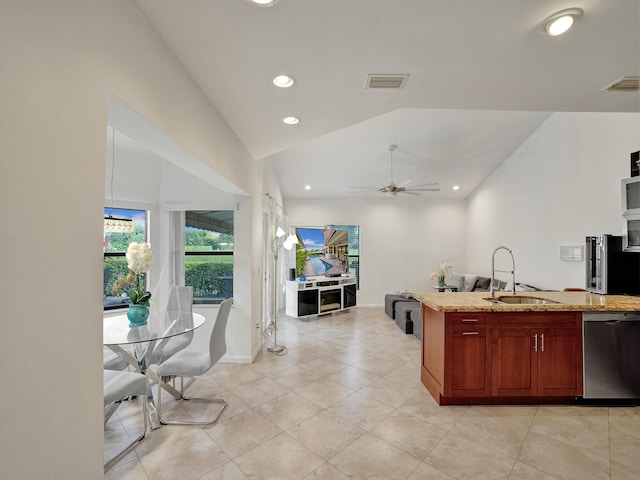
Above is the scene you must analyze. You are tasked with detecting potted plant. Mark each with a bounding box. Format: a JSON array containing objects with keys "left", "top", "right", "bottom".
[
  {"left": 112, "top": 242, "right": 152, "bottom": 326},
  {"left": 430, "top": 261, "right": 452, "bottom": 287}
]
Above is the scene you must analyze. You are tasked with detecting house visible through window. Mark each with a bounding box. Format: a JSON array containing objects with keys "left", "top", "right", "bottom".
[
  {"left": 185, "top": 211, "right": 234, "bottom": 304},
  {"left": 329, "top": 225, "right": 360, "bottom": 289},
  {"left": 103, "top": 207, "right": 148, "bottom": 310}
]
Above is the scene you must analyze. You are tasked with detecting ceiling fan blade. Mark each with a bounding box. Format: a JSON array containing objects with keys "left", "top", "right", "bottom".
[
  {"left": 350, "top": 146, "right": 442, "bottom": 197},
  {"left": 406, "top": 182, "right": 439, "bottom": 188}
]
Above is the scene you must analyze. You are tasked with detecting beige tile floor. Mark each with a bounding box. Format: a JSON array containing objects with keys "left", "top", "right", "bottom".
[{"left": 105, "top": 307, "right": 640, "bottom": 480}]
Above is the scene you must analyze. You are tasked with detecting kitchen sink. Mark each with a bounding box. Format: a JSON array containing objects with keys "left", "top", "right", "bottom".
[{"left": 484, "top": 296, "right": 560, "bottom": 305}]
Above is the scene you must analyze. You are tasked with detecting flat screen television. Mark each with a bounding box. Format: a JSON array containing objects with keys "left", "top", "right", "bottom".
[{"left": 294, "top": 227, "right": 349, "bottom": 278}]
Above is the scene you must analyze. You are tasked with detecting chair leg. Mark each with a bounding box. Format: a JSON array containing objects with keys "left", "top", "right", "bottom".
[
  {"left": 104, "top": 398, "right": 148, "bottom": 471},
  {"left": 157, "top": 376, "right": 226, "bottom": 426},
  {"left": 104, "top": 401, "right": 120, "bottom": 424}
]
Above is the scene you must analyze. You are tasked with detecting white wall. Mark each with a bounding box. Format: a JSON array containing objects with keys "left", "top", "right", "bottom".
[
  {"left": 467, "top": 112, "right": 640, "bottom": 291},
  {"left": 285, "top": 197, "right": 467, "bottom": 305},
  {"left": 0, "top": 2, "right": 260, "bottom": 478}
]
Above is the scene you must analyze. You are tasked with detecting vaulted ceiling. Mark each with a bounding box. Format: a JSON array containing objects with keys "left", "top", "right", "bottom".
[{"left": 135, "top": 0, "right": 639, "bottom": 199}]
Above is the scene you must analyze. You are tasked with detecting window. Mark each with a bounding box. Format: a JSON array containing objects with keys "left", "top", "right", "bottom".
[
  {"left": 103, "top": 208, "right": 148, "bottom": 310},
  {"left": 330, "top": 225, "right": 360, "bottom": 289},
  {"left": 185, "top": 211, "right": 234, "bottom": 304}
]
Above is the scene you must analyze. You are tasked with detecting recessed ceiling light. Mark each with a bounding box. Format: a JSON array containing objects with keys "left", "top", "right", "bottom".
[
  {"left": 273, "top": 74, "right": 295, "bottom": 88},
  {"left": 305, "top": 185, "right": 311, "bottom": 190},
  {"left": 282, "top": 116, "right": 299, "bottom": 125},
  {"left": 452, "top": 185, "right": 460, "bottom": 191},
  {"left": 538, "top": 8, "right": 583, "bottom": 36},
  {"left": 247, "top": 0, "right": 278, "bottom": 7}
]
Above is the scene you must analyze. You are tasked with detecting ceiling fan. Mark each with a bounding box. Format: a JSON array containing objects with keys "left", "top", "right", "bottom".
[{"left": 349, "top": 144, "right": 440, "bottom": 197}]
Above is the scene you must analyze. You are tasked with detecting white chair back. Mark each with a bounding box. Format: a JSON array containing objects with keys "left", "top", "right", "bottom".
[
  {"left": 209, "top": 298, "right": 233, "bottom": 366},
  {"left": 167, "top": 285, "right": 193, "bottom": 312},
  {"left": 150, "top": 285, "right": 195, "bottom": 365}
]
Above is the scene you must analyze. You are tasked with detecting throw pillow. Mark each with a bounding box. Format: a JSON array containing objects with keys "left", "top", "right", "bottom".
[
  {"left": 473, "top": 277, "right": 491, "bottom": 291},
  {"left": 462, "top": 274, "right": 478, "bottom": 292},
  {"left": 448, "top": 273, "right": 465, "bottom": 291}
]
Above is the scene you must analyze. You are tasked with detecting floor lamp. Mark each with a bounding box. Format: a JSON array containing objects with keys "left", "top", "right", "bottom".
[{"left": 267, "top": 227, "right": 297, "bottom": 353}]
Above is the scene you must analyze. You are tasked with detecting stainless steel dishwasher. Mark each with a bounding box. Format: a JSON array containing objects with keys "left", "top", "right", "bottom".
[{"left": 583, "top": 312, "right": 640, "bottom": 399}]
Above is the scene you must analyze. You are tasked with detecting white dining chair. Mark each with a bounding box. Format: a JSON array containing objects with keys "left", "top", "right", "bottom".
[
  {"left": 103, "top": 369, "right": 148, "bottom": 470},
  {"left": 103, "top": 348, "right": 128, "bottom": 371},
  {"left": 148, "top": 286, "right": 194, "bottom": 366},
  {"left": 156, "top": 297, "right": 233, "bottom": 425}
]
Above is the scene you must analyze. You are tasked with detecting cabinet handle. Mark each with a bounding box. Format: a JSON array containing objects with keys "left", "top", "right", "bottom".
[
  {"left": 533, "top": 333, "right": 538, "bottom": 352},
  {"left": 461, "top": 318, "right": 478, "bottom": 322},
  {"left": 540, "top": 333, "right": 544, "bottom": 352},
  {"left": 462, "top": 331, "right": 479, "bottom": 335}
]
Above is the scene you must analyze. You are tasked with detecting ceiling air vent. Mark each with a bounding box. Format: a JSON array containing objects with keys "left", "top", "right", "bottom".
[
  {"left": 365, "top": 73, "right": 409, "bottom": 89},
  {"left": 600, "top": 76, "right": 640, "bottom": 92}
]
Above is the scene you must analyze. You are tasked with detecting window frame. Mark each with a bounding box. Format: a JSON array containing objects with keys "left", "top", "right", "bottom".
[
  {"left": 184, "top": 210, "right": 234, "bottom": 305},
  {"left": 103, "top": 207, "right": 149, "bottom": 311}
]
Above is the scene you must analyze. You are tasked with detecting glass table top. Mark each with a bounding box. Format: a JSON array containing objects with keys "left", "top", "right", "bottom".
[{"left": 103, "top": 311, "right": 206, "bottom": 346}]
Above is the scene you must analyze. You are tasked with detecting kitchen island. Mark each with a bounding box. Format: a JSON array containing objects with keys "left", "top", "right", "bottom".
[{"left": 412, "top": 291, "right": 640, "bottom": 405}]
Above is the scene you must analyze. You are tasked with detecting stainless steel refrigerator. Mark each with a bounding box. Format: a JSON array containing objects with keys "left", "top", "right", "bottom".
[{"left": 585, "top": 234, "right": 640, "bottom": 295}]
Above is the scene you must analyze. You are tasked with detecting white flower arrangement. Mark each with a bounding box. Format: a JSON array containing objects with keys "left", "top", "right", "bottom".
[
  {"left": 113, "top": 242, "right": 153, "bottom": 306},
  {"left": 126, "top": 242, "right": 152, "bottom": 274},
  {"left": 430, "top": 261, "right": 452, "bottom": 284}
]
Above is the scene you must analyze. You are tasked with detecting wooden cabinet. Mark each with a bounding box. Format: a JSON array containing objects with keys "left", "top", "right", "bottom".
[
  {"left": 492, "top": 328, "right": 536, "bottom": 396},
  {"left": 492, "top": 326, "right": 581, "bottom": 397},
  {"left": 492, "top": 313, "right": 582, "bottom": 397},
  {"left": 445, "top": 328, "right": 492, "bottom": 397},
  {"left": 421, "top": 307, "right": 582, "bottom": 405},
  {"left": 536, "top": 326, "right": 582, "bottom": 396}
]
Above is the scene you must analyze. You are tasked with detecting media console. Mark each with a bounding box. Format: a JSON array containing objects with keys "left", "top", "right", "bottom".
[{"left": 285, "top": 276, "right": 357, "bottom": 318}]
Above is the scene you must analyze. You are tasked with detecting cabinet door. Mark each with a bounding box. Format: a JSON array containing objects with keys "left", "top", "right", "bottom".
[
  {"left": 537, "top": 327, "right": 582, "bottom": 396},
  {"left": 492, "top": 328, "right": 537, "bottom": 397},
  {"left": 343, "top": 283, "right": 357, "bottom": 308},
  {"left": 445, "top": 329, "right": 492, "bottom": 397},
  {"left": 297, "top": 290, "right": 318, "bottom": 316}
]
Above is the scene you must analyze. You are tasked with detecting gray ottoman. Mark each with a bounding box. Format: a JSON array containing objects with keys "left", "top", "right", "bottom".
[
  {"left": 410, "top": 307, "right": 422, "bottom": 341},
  {"left": 384, "top": 294, "right": 405, "bottom": 319},
  {"left": 394, "top": 301, "right": 420, "bottom": 334}
]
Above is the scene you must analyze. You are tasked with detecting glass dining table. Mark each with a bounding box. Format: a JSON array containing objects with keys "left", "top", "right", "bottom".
[{"left": 103, "top": 310, "right": 206, "bottom": 429}]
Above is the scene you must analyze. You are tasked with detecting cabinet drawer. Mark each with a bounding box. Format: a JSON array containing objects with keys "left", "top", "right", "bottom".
[
  {"left": 446, "top": 313, "right": 487, "bottom": 328},
  {"left": 493, "top": 312, "right": 578, "bottom": 328}
]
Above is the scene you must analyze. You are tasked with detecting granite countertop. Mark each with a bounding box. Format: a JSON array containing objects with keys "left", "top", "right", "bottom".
[{"left": 412, "top": 291, "right": 640, "bottom": 313}]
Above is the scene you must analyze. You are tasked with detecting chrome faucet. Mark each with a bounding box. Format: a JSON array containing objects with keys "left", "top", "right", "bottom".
[{"left": 490, "top": 246, "right": 516, "bottom": 297}]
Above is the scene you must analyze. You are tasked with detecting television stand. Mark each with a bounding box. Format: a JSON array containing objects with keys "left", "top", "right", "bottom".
[{"left": 285, "top": 276, "right": 357, "bottom": 318}]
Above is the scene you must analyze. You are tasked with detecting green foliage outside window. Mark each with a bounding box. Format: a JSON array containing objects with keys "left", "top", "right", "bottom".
[
  {"left": 104, "top": 227, "right": 146, "bottom": 253},
  {"left": 184, "top": 260, "right": 234, "bottom": 299},
  {"left": 185, "top": 212, "right": 234, "bottom": 302}
]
